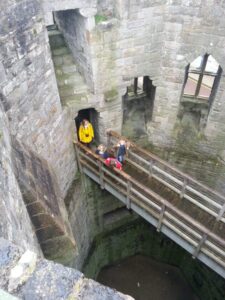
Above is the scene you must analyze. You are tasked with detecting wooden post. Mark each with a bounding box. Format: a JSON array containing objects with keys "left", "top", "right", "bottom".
[
  {"left": 157, "top": 202, "right": 165, "bottom": 232},
  {"left": 126, "top": 180, "right": 132, "bottom": 209},
  {"left": 98, "top": 160, "right": 104, "bottom": 189},
  {"left": 180, "top": 178, "right": 187, "bottom": 199},
  {"left": 148, "top": 160, "right": 154, "bottom": 177},
  {"left": 216, "top": 203, "right": 225, "bottom": 221},
  {"left": 192, "top": 233, "right": 207, "bottom": 259},
  {"left": 74, "top": 143, "right": 83, "bottom": 174}
]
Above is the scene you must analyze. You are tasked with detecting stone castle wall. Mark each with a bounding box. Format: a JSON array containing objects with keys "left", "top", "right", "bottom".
[
  {"left": 0, "top": 103, "right": 41, "bottom": 253},
  {"left": 153, "top": 0, "right": 225, "bottom": 154},
  {"left": 0, "top": 0, "right": 76, "bottom": 197},
  {"left": 55, "top": 9, "right": 94, "bottom": 90},
  {"left": 1, "top": 0, "right": 225, "bottom": 292},
  {"left": 50, "top": 0, "right": 225, "bottom": 160}
]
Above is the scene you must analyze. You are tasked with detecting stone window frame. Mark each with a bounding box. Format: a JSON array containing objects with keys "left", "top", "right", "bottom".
[
  {"left": 127, "top": 76, "right": 149, "bottom": 96},
  {"left": 182, "top": 53, "right": 222, "bottom": 107}
]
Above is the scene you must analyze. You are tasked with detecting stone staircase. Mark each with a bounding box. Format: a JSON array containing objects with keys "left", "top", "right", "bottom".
[{"left": 48, "top": 27, "right": 90, "bottom": 107}]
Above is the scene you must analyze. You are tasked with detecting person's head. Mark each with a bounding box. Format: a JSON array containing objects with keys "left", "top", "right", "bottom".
[
  {"left": 119, "top": 139, "right": 126, "bottom": 145},
  {"left": 98, "top": 144, "right": 105, "bottom": 152},
  {"left": 82, "top": 119, "right": 89, "bottom": 126}
]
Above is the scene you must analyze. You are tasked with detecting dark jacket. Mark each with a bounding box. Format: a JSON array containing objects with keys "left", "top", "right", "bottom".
[
  {"left": 95, "top": 149, "right": 109, "bottom": 159},
  {"left": 117, "top": 145, "right": 126, "bottom": 156}
]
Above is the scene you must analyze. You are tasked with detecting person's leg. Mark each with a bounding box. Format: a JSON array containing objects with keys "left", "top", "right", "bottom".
[{"left": 117, "top": 155, "right": 123, "bottom": 163}]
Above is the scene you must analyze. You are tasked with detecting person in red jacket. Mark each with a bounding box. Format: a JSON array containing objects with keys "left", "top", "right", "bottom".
[{"left": 104, "top": 157, "right": 122, "bottom": 170}]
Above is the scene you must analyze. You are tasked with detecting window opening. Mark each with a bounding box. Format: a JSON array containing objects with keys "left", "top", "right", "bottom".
[
  {"left": 127, "top": 77, "right": 146, "bottom": 96},
  {"left": 122, "top": 76, "right": 156, "bottom": 138},
  {"left": 183, "top": 54, "right": 222, "bottom": 105}
]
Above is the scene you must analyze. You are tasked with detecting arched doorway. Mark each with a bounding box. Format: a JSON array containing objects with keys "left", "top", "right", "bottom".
[{"left": 75, "top": 108, "right": 99, "bottom": 143}]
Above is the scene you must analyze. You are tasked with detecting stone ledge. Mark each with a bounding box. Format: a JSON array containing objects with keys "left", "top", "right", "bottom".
[{"left": 0, "top": 239, "right": 134, "bottom": 300}]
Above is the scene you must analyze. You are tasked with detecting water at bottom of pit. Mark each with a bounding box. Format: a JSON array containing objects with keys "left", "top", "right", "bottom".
[{"left": 97, "top": 255, "right": 199, "bottom": 300}]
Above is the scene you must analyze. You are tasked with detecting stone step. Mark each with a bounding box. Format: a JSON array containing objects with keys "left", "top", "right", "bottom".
[
  {"left": 59, "top": 84, "right": 88, "bottom": 97},
  {"left": 55, "top": 65, "right": 78, "bottom": 76},
  {"left": 59, "top": 87, "right": 77, "bottom": 98},
  {"left": 52, "top": 47, "right": 70, "bottom": 56},
  {"left": 48, "top": 29, "right": 61, "bottom": 37},
  {"left": 57, "top": 74, "right": 86, "bottom": 87},
  {"left": 57, "top": 77, "right": 88, "bottom": 92},
  {"left": 53, "top": 54, "right": 75, "bottom": 67},
  {"left": 61, "top": 94, "right": 88, "bottom": 105},
  {"left": 49, "top": 32, "right": 66, "bottom": 49},
  {"left": 47, "top": 24, "right": 58, "bottom": 31},
  {"left": 62, "top": 54, "right": 75, "bottom": 65}
]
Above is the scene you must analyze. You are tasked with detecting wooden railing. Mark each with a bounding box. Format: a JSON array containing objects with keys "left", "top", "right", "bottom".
[
  {"left": 74, "top": 138, "right": 225, "bottom": 278},
  {"left": 107, "top": 130, "right": 225, "bottom": 223}
]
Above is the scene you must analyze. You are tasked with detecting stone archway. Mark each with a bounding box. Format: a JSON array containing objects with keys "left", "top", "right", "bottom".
[{"left": 75, "top": 108, "right": 99, "bottom": 143}]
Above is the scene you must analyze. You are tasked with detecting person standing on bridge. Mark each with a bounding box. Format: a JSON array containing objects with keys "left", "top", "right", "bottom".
[
  {"left": 78, "top": 119, "right": 94, "bottom": 147},
  {"left": 116, "top": 139, "right": 130, "bottom": 164}
]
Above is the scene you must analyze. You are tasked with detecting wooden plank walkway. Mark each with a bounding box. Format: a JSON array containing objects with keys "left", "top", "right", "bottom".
[{"left": 74, "top": 131, "right": 225, "bottom": 279}]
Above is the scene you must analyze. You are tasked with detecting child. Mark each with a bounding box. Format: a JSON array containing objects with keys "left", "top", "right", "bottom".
[
  {"left": 104, "top": 157, "right": 122, "bottom": 170},
  {"left": 95, "top": 144, "right": 109, "bottom": 159},
  {"left": 116, "top": 139, "right": 129, "bottom": 164}
]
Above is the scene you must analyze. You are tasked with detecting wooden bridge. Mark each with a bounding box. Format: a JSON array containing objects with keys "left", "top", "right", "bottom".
[{"left": 74, "top": 131, "right": 225, "bottom": 278}]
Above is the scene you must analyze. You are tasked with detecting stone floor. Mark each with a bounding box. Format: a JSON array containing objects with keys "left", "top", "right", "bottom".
[{"left": 97, "top": 255, "right": 199, "bottom": 300}]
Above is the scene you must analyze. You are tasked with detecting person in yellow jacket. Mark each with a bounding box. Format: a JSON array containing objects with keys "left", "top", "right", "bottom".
[{"left": 78, "top": 119, "right": 94, "bottom": 146}]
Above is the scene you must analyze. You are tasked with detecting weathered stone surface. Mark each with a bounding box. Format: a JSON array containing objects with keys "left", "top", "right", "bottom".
[
  {"left": 42, "top": 0, "right": 96, "bottom": 14},
  {"left": 70, "top": 278, "right": 134, "bottom": 300},
  {"left": 11, "top": 138, "right": 76, "bottom": 266},
  {"left": 0, "top": 0, "right": 76, "bottom": 198},
  {"left": 52, "top": 0, "right": 225, "bottom": 169},
  {"left": 0, "top": 239, "right": 23, "bottom": 291},
  {"left": 8, "top": 251, "right": 37, "bottom": 293},
  {"left": 0, "top": 240, "right": 134, "bottom": 300},
  {"left": 18, "top": 259, "right": 83, "bottom": 300},
  {"left": 0, "top": 105, "right": 41, "bottom": 254},
  {"left": 0, "top": 289, "right": 19, "bottom": 300}
]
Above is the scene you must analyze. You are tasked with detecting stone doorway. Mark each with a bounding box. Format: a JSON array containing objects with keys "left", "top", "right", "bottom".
[
  {"left": 122, "top": 76, "right": 156, "bottom": 139},
  {"left": 75, "top": 108, "right": 99, "bottom": 143}
]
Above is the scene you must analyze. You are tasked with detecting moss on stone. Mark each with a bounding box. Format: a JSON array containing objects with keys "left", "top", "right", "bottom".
[
  {"left": 83, "top": 218, "right": 225, "bottom": 300},
  {"left": 95, "top": 14, "right": 107, "bottom": 24},
  {"left": 104, "top": 88, "right": 118, "bottom": 102}
]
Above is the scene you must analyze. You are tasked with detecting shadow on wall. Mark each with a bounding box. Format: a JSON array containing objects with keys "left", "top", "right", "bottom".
[
  {"left": 11, "top": 138, "right": 76, "bottom": 266},
  {"left": 122, "top": 76, "right": 156, "bottom": 139}
]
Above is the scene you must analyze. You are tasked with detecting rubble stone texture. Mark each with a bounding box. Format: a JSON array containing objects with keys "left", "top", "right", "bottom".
[
  {"left": 0, "top": 239, "right": 134, "bottom": 300},
  {"left": 1, "top": 0, "right": 225, "bottom": 299}
]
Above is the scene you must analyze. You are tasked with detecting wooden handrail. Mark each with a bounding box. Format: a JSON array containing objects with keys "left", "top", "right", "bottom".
[
  {"left": 107, "top": 130, "right": 225, "bottom": 203},
  {"left": 75, "top": 142, "right": 225, "bottom": 249}
]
